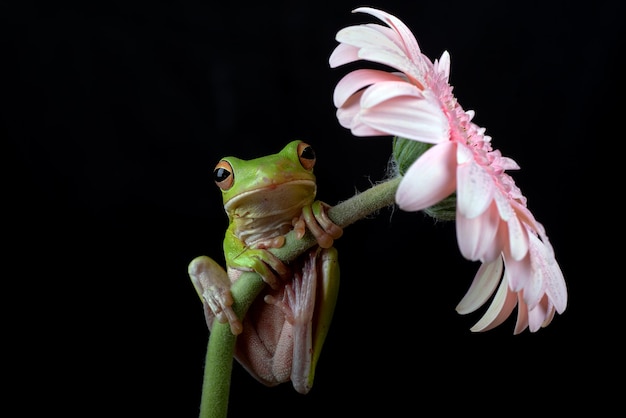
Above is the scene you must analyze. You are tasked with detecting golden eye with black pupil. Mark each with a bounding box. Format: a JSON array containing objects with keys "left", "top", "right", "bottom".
[
  {"left": 297, "top": 142, "right": 316, "bottom": 170},
  {"left": 214, "top": 160, "right": 234, "bottom": 190}
]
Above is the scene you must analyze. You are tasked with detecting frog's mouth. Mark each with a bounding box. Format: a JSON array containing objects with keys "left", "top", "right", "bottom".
[{"left": 224, "top": 179, "right": 317, "bottom": 219}]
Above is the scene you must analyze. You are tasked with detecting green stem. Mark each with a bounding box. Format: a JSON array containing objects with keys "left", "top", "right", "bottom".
[
  {"left": 199, "top": 176, "right": 401, "bottom": 418},
  {"left": 200, "top": 272, "right": 264, "bottom": 418}
]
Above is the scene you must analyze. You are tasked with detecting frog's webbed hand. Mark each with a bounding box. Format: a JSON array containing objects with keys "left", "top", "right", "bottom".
[
  {"left": 296, "top": 201, "right": 343, "bottom": 249},
  {"left": 188, "top": 255, "right": 243, "bottom": 335},
  {"left": 233, "top": 246, "right": 291, "bottom": 291}
]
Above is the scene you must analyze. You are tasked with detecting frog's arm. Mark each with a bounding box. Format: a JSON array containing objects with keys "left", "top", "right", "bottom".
[
  {"left": 223, "top": 224, "right": 290, "bottom": 290},
  {"left": 296, "top": 200, "right": 344, "bottom": 249}
]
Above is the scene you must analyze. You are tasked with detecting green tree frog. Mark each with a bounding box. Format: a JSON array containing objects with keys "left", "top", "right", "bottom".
[{"left": 188, "top": 140, "right": 343, "bottom": 394}]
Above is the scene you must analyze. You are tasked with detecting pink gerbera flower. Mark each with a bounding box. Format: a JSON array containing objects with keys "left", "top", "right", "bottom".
[{"left": 330, "top": 7, "right": 567, "bottom": 333}]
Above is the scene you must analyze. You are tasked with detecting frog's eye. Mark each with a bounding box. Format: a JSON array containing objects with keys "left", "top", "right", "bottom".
[
  {"left": 297, "top": 142, "right": 316, "bottom": 171},
  {"left": 214, "top": 160, "right": 234, "bottom": 191}
]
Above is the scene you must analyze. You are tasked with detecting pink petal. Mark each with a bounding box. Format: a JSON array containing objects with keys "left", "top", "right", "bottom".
[
  {"left": 333, "top": 69, "right": 406, "bottom": 108},
  {"left": 456, "top": 258, "right": 503, "bottom": 314},
  {"left": 506, "top": 213, "right": 529, "bottom": 261},
  {"left": 481, "top": 222, "right": 507, "bottom": 262},
  {"left": 329, "top": 43, "right": 360, "bottom": 68},
  {"left": 330, "top": 15, "right": 429, "bottom": 83},
  {"left": 456, "top": 203, "right": 500, "bottom": 262},
  {"left": 352, "top": 7, "right": 422, "bottom": 63},
  {"left": 456, "top": 156, "right": 496, "bottom": 219},
  {"left": 493, "top": 187, "right": 515, "bottom": 221},
  {"left": 529, "top": 233, "right": 567, "bottom": 313},
  {"left": 470, "top": 271, "right": 518, "bottom": 332},
  {"left": 512, "top": 200, "right": 543, "bottom": 239},
  {"left": 503, "top": 249, "right": 532, "bottom": 293},
  {"left": 540, "top": 303, "right": 556, "bottom": 328},
  {"left": 334, "top": 25, "right": 407, "bottom": 64},
  {"left": 359, "top": 88, "right": 449, "bottom": 144},
  {"left": 500, "top": 156, "right": 520, "bottom": 170},
  {"left": 522, "top": 256, "right": 546, "bottom": 311},
  {"left": 360, "top": 80, "right": 424, "bottom": 107},
  {"left": 545, "top": 272, "right": 567, "bottom": 314},
  {"left": 335, "top": 90, "right": 389, "bottom": 137},
  {"left": 361, "top": 24, "right": 409, "bottom": 57},
  {"left": 395, "top": 141, "right": 457, "bottom": 211},
  {"left": 513, "top": 295, "right": 529, "bottom": 334},
  {"left": 357, "top": 47, "right": 421, "bottom": 82},
  {"left": 528, "top": 296, "right": 551, "bottom": 332},
  {"left": 335, "top": 91, "right": 362, "bottom": 130},
  {"left": 434, "top": 51, "right": 451, "bottom": 80}
]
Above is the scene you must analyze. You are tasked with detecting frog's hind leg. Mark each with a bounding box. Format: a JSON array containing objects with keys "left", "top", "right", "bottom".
[
  {"left": 310, "top": 246, "right": 339, "bottom": 382},
  {"left": 264, "top": 247, "right": 339, "bottom": 394}
]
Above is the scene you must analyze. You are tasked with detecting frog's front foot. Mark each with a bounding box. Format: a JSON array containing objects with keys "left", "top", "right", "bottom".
[
  {"left": 244, "top": 248, "right": 291, "bottom": 290},
  {"left": 188, "top": 255, "right": 243, "bottom": 335},
  {"left": 296, "top": 201, "right": 343, "bottom": 249}
]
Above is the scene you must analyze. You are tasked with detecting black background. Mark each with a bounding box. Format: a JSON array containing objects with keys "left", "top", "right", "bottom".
[{"left": 4, "top": 0, "right": 623, "bottom": 416}]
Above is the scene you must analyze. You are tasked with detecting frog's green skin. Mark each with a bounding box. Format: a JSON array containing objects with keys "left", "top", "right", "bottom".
[{"left": 188, "top": 140, "right": 342, "bottom": 394}]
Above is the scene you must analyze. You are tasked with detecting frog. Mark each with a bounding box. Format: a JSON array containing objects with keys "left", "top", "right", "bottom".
[{"left": 188, "top": 140, "right": 343, "bottom": 395}]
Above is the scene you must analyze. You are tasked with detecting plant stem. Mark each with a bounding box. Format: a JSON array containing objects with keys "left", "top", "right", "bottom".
[
  {"left": 198, "top": 176, "right": 401, "bottom": 418},
  {"left": 199, "top": 272, "right": 263, "bottom": 418}
]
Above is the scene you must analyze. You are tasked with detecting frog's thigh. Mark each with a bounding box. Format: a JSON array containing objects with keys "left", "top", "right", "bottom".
[{"left": 235, "top": 298, "right": 294, "bottom": 387}]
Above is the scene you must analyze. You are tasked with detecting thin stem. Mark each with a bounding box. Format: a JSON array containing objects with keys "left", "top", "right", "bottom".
[
  {"left": 198, "top": 176, "right": 401, "bottom": 418},
  {"left": 199, "top": 272, "right": 264, "bottom": 418}
]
